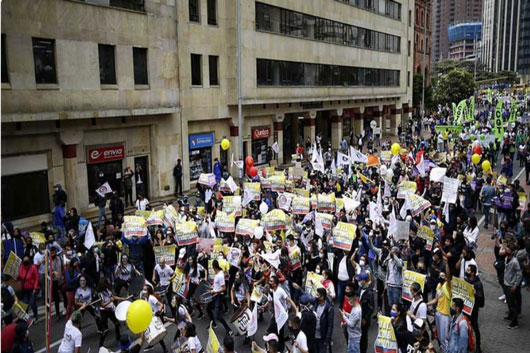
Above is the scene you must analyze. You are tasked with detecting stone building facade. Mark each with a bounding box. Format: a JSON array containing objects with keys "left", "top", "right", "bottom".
[
  {"left": 413, "top": 0, "right": 431, "bottom": 84},
  {"left": 1, "top": 0, "right": 413, "bottom": 227}
]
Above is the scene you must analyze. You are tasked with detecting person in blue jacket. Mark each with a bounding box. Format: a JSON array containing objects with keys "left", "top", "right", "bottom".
[
  {"left": 53, "top": 204, "right": 66, "bottom": 245},
  {"left": 213, "top": 158, "right": 223, "bottom": 182},
  {"left": 121, "top": 234, "right": 149, "bottom": 273},
  {"left": 2, "top": 229, "right": 25, "bottom": 263}
]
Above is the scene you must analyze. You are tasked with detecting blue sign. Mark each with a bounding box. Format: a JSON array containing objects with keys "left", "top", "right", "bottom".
[{"left": 189, "top": 133, "right": 215, "bottom": 149}]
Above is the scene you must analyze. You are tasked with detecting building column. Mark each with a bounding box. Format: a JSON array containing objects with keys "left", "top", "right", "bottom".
[
  {"left": 303, "top": 111, "right": 317, "bottom": 145},
  {"left": 62, "top": 144, "right": 78, "bottom": 209},
  {"left": 391, "top": 107, "right": 402, "bottom": 136},
  {"left": 331, "top": 109, "right": 343, "bottom": 150},
  {"left": 353, "top": 107, "right": 364, "bottom": 136},
  {"left": 229, "top": 126, "right": 240, "bottom": 177},
  {"left": 274, "top": 119, "right": 284, "bottom": 165}
]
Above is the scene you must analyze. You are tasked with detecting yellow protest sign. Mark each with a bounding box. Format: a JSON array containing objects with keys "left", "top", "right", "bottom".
[
  {"left": 332, "top": 222, "right": 356, "bottom": 251},
  {"left": 271, "top": 175, "right": 286, "bottom": 192},
  {"left": 263, "top": 209, "right": 287, "bottom": 231},
  {"left": 207, "top": 323, "right": 222, "bottom": 353},
  {"left": 317, "top": 193, "right": 336, "bottom": 212},
  {"left": 451, "top": 277, "right": 475, "bottom": 316},
  {"left": 408, "top": 193, "right": 431, "bottom": 216},
  {"left": 288, "top": 247, "right": 302, "bottom": 271},
  {"left": 402, "top": 270, "right": 426, "bottom": 301},
  {"left": 29, "top": 232, "right": 46, "bottom": 245},
  {"left": 215, "top": 211, "right": 236, "bottom": 233},
  {"left": 397, "top": 181, "right": 417, "bottom": 199},
  {"left": 335, "top": 198, "right": 344, "bottom": 213},
  {"left": 174, "top": 221, "right": 198, "bottom": 246},
  {"left": 292, "top": 196, "right": 311, "bottom": 214},
  {"left": 316, "top": 212, "right": 334, "bottom": 230},
  {"left": 518, "top": 192, "right": 526, "bottom": 211},
  {"left": 497, "top": 175, "right": 507, "bottom": 186},
  {"left": 244, "top": 182, "right": 261, "bottom": 200},
  {"left": 263, "top": 241, "right": 273, "bottom": 253},
  {"left": 134, "top": 210, "right": 151, "bottom": 218},
  {"left": 3, "top": 252, "right": 22, "bottom": 278},
  {"left": 293, "top": 188, "right": 310, "bottom": 198},
  {"left": 250, "top": 285, "right": 265, "bottom": 303},
  {"left": 374, "top": 315, "right": 398, "bottom": 353},
  {"left": 123, "top": 215, "right": 148, "bottom": 238},
  {"left": 236, "top": 218, "right": 260, "bottom": 236},
  {"left": 222, "top": 196, "right": 242, "bottom": 216},
  {"left": 305, "top": 271, "right": 324, "bottom": 297},
  {"left": 172, "top": 268, "right": 189, "bottom": 298},
  {"left": 153, "top": 245, "right": 176, "bottom": 266},
  {"left": 417, "top": 226, "right": 434, "bottom": 251}
]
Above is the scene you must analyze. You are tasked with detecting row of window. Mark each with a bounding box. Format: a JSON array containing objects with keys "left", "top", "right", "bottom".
[
  {"left": 256, "top": 59, "right": 400, "bottom": 87},
  {"left": 83, "top": 0, "right": 145, "bottom": 12},
  {"left": 190, "top": 54, "right": 219, "bottom": 86},
  {"left": 189, "top": 0, "right": 217, "bottom": 25},
  {"left": 255, "top": 2, "right": 400, "bottom": 54},
  {"left": 336, "top": 0, "right": 402, "bottom": 21},
  {"left": 1, "top": 36, "right": 148, "bottom": 86}
]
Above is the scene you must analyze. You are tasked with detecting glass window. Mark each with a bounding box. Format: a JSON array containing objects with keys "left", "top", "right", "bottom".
[
  {"left": 207, "top": 0, "right": 217, "bottom": 25},
  {"left": 133, "top": 47, "right": 148, "bottom": 85},
  {"left": 32, "top": 37, "right": 57, "bottom": 84},
  {"left": 98, "top": 44, "right": 116, "bottom": 85},
  {"left": 189, "top": 0, "right": 200, "bottom": 22},
  {"left": 255, "top": 3, "right": 271, "bottom": 31},
  {"left": 107, "top": 0, "right": 145, "bottom": 11},
  {"left": 191, "top": 54, "right": 202, "bottom": 85},
  {"left": 2, "top": 171, "right": 50, "bottom": 220},
  {"left": 2, "top": 34, "right": 8, "bottom": 83},
  {"left": 257, "top": 59, "right": 272, "bottom": 85},
  {"left": 209, "top": 55, "right": 219, "bottom": 86}
]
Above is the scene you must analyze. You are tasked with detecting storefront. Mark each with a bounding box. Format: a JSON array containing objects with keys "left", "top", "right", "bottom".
[
  {"left": 251, "top": 126, "right": 271, "bottom": 165},
  {"left": 189, "top": 132, "right": 214, "bottom": 181},
  {"left": 86, "top": 144, "right": 125, "bottom": 204}
]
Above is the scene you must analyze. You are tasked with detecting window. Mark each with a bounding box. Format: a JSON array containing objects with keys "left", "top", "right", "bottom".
[
  {"left": 207, "top": 0, "right": 217, "bottom": 25},
  {"left": 191, "top": 54, "right": 202, "bottom": 85},
  {"left": 409, "top": 10, "right": 412, "bottom": 26},
  {"left": 1, "top": 34, "right": 8, "bottom": 83},
  {"left": 408, "top": 71, "right": 410, "bottom": 87},
  {"left": 209, "top": 55, "right": 219, "bottom": 86},
  {"left": 2, "top": 171, "right": 50, "bottom": 220},
  {"left": 98, "top": 44, "right": 116, "bottom": 85},
  {"left": 32, "top": 37, "right": 57, "bottom": 84},
  {"left": 189, "top": 0, "right": 200, "bottom": 22},
  {"left": 256, "top": 59, "right": 399, "bottom": 87},
  {"left": 133, "top": 47, "right": 148, "bottom": 85},
  {"left": 408, "top": 40, "right": 411, "bottom": 56}
]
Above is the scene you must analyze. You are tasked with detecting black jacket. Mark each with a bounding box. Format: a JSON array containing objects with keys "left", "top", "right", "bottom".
[
  {"left": 300, "top": 309, "right": 318, "bottom": 353},
  {"left": 359, "top": 286, "right": 375, "bottom": 327},
  {"left": 311, "top": 298, "right": 334, "bottom": 342}
]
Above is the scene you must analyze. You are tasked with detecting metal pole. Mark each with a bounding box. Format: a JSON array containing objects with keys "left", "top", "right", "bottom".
[
  {"left": 474, "top": 32, "right": 478, "bottom": 81},
  {"left": 422, "top": 1, "right": 427, "bottom": 118},
  {"left": 237, "top": 0, "right": 243, "bottom": 166}
]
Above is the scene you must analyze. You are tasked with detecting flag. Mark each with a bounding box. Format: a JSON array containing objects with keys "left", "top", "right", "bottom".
[
  {"left": 311, "top": 146, "right": 325, "bottom": 173},
  {"left": 95, "top": 182, "right": 112, "bottom": 197},
  {"left": 272, "top": 142, "right": 279, "bottom": 154},
  {"left": 367, "top": 155, "right": 380, "bottom": 166},
  {"left": 259, "top": 250, "right": 281, "bottom": 269},
  {"left": 358, "top": 173, "right": 375, "bottom": 185},
  {"left": 226, "top": 176, "right": 238, "bottom": 193},
  {"left": 247, "top": 303, "right": 258, "bottom": 337},
  {"left": 468, "top": 97, "right": 475, "bottom": 122},
  {"left": 84, "top": 222, "right": 96, "bottom": 249},
  {"left": 391, "top": 154, "right": 400, "bottom": 168},
  {"left": 388, "top": 207, "right": 397, "bottom": 235},
  {"left": 315, "top": 213, "right": 324, "bottom": 236},
  {"left": 376, "top": 187, "right": 383, "bottom": 213},
  {"left": 273, "top": 291, "right": 288, "bottom": 330},
  {"left": 350, "top": 146, "right": 368, "bottom": 163},
  {"left": 443, "top": 201, "right": 450, "bottom": 223},
  {"left": 337, "top": 152, "right": 351, "bottom": 167},
  {"left": 492, "top": 101, "right": 504, "bottom": 140},
  {"left": 417, "top": 153, "right": 425, "bottom": 178},
  {"left": 400, "top": 192, "right": 412, "bottom": 219}
]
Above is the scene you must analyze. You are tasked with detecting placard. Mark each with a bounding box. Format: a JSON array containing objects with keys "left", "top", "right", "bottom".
[
  {"left": 175, "top": 221, "right": 198, "bottom": 246},
  {"left": 332, "top": 222, "right": 357, "bottom": 251},
  {"left": 153, "top": 245, "right": 176, "bottom": 266},
  {"left": 305, "top": 271, "right": 324, "bottom": 297},
  {"left": 451, "top": 277, "right": 475, "bottom": 316},
  {"left": 402, "top": 270, "right": 426, "bottom": 301},
  {"left": 374, "top": 315, "right": 398, "bottom": 353},
  {"left": 441, "top": 176, "right": 460, "bottom": 204}
]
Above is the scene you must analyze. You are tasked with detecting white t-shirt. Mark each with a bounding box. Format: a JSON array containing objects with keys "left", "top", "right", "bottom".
[
  {"left": 136, "top": 198, "right": 149, "bottom": 210},
  {"left": 148, "top": 295, "right": 160, "bottom": 314},
  {"left": 213, "top": 271, "right": 225, "bottom": 293},
  {"left": 34, "top": 251, "right": 46, "bottom": 274},
  {"left": 406, "top": 298, "right": 427, "bottom": 332},
  {"left": 188, "top": 336, "right": 202, "bottom": 353},
  {"left": 293, "top": 330, "right": 308, "bottom": 353},
  {"left": 273, "top": 286, "right": 289, "bottom": 310},
  {"left": 58, "top": 320, "right": 82, "bottom": 353},
  {"left": 75, "top": 287, "right": 92, "bottom": 304},
  {"left": 459, "top": 258, "right": 478, "bottom": 280},
  {"left": 155, "top": 264, "right": 174, "bottom": 286},
  {"left": 338, "top": 257, "right": 349, "bottom": 281}
]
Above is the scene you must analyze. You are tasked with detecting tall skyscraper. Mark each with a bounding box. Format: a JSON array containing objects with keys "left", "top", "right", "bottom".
[
  {"left": 431, "top": 0, "right": 483, "bottom": 64},
  {"left": 481, "top": 0, "right": 522, "bottom": 73},
  {"left": 518, "top": 0, "right": 530, "bottom": 78}
]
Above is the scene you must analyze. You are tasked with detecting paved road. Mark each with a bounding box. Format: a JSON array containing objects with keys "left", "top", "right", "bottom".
[{"left": 28, "top": 141, "right": 530, "bottom": 353}]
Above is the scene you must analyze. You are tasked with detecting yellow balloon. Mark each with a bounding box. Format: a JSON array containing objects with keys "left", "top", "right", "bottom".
[
  {"left": 481, "top": 160, "right": 491, "bottom": 172},
  {"left": 126, "top": 300, "right": 152, "bottom": 334},
  {"left": 221, "top": 138, "right": 230, "bottom": 151},
  {"left": 391, "top": 143, "right": 401, "bottom": 155},
  {"left": 471, "top": 154, "right": 480, "bottom": 165}
]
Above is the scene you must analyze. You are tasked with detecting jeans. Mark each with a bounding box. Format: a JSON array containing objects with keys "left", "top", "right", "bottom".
[
  {"left": 22, "top": 289, "right": 38, "bottom": 319},
  {"left": 97, "top": 206, "right": 106, "bottom": 228},
  {"left": 386, "top": 285, "right": 402, "bottom": 308},
  {"left": 435, "top": 311, "right": 450, "bottom": 353},
  {"left": 347, "top": 336, "right": 360, "bottom": 353},
  {"left": 206, "top": 295, "right": 231, "bottom": 332},
  {"left": 316, "top": 338, "right": 329, "bottom": 353},
  {"left": 337, "top": 280, "right": 348, "bottom": 308},
  {"left": 504, "top": 285, "right": 521, "bottom": 325},
  {"left": 56, "top": 226, "right": 66, "bottom": 246},
  {"left": 483, "top": 205, "right": 491, "bottom": 227}
]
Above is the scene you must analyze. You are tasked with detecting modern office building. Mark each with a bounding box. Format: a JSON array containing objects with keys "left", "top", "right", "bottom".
[
  {"left": 414, "top": 0, "right": 431, "bottom": 84},
  {"left": 517, "top": 0, "right": 530, "bottom": 80},
  {"left": 481, "top": 0, "right": 522, "bottom": 73},
  {"left": 448, "top": 22, "right": 482, "bottom": 61},
  {"left": 1, "top": 0, "right": 414, "bottom": 227},
  {"left": 431, "top": 0, "right": 482, "bottom": 64}
]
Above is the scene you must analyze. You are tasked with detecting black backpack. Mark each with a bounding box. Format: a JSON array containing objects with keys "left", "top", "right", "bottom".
[{"left": 2, "top": 286, "right": 15, "bottom": 312}]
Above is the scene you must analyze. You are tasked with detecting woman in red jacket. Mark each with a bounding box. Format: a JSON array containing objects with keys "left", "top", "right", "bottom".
[{"left": 17, "top": 256, "right": 39, "bottom": 319}]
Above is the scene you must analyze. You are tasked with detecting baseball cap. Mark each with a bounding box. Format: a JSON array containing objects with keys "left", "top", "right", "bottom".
[
  {"left": 299, "top": 294, "right": 311, "bottom": 305},
  {"left": 355, "top": 272, "right": 369, "bottom": 282},
  {"left": 118, "top": 334, "right": 132, "bottom": 351},
  {"left": 263, "top": 333, "right": 279, "bottom": 342}
]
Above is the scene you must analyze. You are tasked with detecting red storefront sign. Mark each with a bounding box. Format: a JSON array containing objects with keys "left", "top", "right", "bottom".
[
  {"left": 252, "top": 127, "right": 271, "bottom": 140},
  {"left": 88, "top": 145, "right": 125, "bottom": 163}
]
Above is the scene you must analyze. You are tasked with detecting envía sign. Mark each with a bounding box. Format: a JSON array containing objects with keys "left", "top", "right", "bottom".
[{"left": 88, "top": 145, "right": 125, "bottom": 163}]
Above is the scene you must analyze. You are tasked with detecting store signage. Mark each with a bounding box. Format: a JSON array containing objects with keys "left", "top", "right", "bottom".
[
  {"left": 88, "top": 145, "right": 125, "bottom": 163},
  {"left": 252, "top": 127, "right": 271, "bottom": 140},
  {"left": 189, "top": 133, "right": 215, "bottom": 149}
]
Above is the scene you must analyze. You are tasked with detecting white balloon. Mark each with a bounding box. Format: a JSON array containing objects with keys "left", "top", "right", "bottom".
[
  {"left": 386, "top": 169, "right": 394, "bottom": 178},
  {"left": 254, "top": 226, "right": 264, "bottom": 239},
  {"left": 259, "top": 201, "right": 269, "bottom": 214}
]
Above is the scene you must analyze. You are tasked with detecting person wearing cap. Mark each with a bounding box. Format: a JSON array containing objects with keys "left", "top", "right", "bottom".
[
  {"left": 292, "top": 294, "right": 317, "bottom": 353},
  {"left": 57, "top": 311, "right": 83, "bottom": 353},
  {"left": 447, "top": 298, "right": 469, "bottom": 353},
  {"left": 356, "top": 272, "right": 374, "bottom": 353}
]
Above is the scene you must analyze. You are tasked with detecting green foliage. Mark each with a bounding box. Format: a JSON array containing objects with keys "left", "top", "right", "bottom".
[
  {"left": 432, "top": 69, "right": 476, "bottom": 107},
  {"left": 433, "top": 60, "right": 517, "bottom": 84}
]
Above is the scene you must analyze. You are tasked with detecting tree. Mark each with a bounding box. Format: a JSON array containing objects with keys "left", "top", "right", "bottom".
[
  {"left": 413, "top": 73, "right": 433, "bottom": 110},
  {"left": 432, "top": 69, "right": 475, "bottom": 107}
]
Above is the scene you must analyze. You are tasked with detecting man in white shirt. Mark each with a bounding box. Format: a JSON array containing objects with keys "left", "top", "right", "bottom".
[
  {"left": 406, "top": 282, "right": 427, "bottom": 332},
  {"left": 267, "top": 276, "right": 297, "bottom": 353},
  {"left": 288, "top": 315, "right": 308, "bottom": 353},
  {"left": 206, "top": 260, "right": 233, "bottom": 335},
  {"left": 457, "top": 247, "right": 478, "bottom": 280},
  {"left": 135, "top": 194, "right": 149, "bottom": 211},
  {"left": 58, "top": 310, "right": 83, "bottom": 353},
  {"left": 153, "top": 257, "right": 176, "bottom": 316},
  {"left": 33, "top": 244, "right": 46, "bottom": 298}
]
